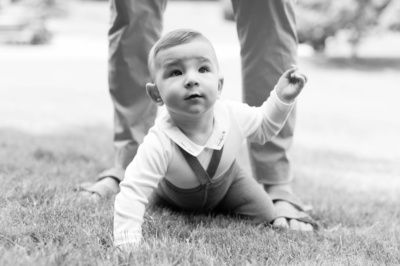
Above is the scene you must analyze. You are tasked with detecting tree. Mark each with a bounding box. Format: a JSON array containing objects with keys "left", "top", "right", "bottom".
[{"left": 296, "top": 0, "right": 395, "bottom": 56}]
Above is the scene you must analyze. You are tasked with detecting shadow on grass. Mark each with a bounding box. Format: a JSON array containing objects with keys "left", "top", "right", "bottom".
[
  {"left": 300, "top": 55, "right": 400, "bottom": 72},
  {"left": 0, "top": 125, "right": 114, "bottom": 193},
  {"left": 0, "top": 126, "right": 113, "bottom": 163}
]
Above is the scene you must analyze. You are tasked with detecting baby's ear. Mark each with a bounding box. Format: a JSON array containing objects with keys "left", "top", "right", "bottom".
[
  {"left": 218, "top": 76, "right": 224, "bottom": 98},
  {"left": 146, "top": 83, "right": 164, "bottom": 106}
]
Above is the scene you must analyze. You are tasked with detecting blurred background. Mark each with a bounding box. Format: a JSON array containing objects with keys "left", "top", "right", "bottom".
[
  {"left": 1, "top": 0, "right": 400, "bottom": 130},
  {"left": 2, "top": 0, "right": 400, "bottom": 51},
  {"left": 1, "top": 0, "right": 399, "bottom": 194}
]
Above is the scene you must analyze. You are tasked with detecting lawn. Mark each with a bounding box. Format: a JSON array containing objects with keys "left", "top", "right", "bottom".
[
  {"left": 1, "top": 1, "right": 400, "bottom": 265},
  {"left": 1, "top": 55, "right": 399, "bottom": 265}
]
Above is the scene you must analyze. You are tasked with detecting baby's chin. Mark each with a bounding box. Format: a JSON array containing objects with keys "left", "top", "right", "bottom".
[{"left": 167, "top": 105, "right": 215, "bottom": 119}]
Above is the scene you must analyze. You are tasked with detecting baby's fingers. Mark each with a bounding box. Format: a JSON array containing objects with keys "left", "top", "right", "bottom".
[
  {"left": 282, "top": 66, "right": 298, "bottom": 79},
  {"left": 290, "top": 72, "right": 307, "bottom": 87}
]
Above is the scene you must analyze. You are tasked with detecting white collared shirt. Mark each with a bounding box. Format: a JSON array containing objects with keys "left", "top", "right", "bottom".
[{"left": 114, "top": 89, "right": 294, "bottom": 247}]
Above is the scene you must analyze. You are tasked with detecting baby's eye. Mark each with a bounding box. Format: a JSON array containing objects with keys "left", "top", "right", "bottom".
[
  {"left": 170, "top": 70, "right": 182, "bottom": 77},
  {"left": 199, "top": 67, "right": 209, "bottom": 73}
]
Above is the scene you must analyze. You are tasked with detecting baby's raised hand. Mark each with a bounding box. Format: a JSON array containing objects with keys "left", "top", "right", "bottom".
[{"left": 275, "top": 65, "right": 308, "bottom": 103}]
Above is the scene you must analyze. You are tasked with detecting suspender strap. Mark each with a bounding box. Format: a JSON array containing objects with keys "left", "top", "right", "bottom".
[
  {"left": 206, "top": 146, "right": 224, "bottom": 178},
  {"left": 178, "top": 146, "right": 224, "bottom": 185}
]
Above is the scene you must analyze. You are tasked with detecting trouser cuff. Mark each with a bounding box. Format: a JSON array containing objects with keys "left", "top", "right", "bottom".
[{"left": 98, "top": 167, "right": 125, "bottom": 183}]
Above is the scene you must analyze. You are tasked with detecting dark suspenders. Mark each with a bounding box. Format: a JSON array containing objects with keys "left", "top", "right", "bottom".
[{"left": 178, "top": 146, "right": 224, "bottom": 185}]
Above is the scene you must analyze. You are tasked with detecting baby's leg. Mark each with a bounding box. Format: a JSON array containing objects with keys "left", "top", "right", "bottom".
[
  {"left": 147, "top": 181, "right": 193, "bottom": 212},
  {"left": 148, "top": 189, "right": 172, "bottom": 208},
  {"left": 215, "top": 163, "right": 275, "bottom": 224}
]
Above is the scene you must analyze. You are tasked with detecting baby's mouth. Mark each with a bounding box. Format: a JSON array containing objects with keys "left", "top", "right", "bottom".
[{"left": 185, "top": 94, "right": 202, "bottom": 100}]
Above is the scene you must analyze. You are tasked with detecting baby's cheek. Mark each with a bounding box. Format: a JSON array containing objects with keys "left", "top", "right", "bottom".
[{"left": 165, "top": 94, "right": 181, "bottom": 107}]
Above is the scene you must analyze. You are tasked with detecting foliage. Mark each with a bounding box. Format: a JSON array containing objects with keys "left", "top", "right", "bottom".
[
  {"left": 7, "top": 0, "right": 66, "bottom": 17},
  {"left": 380, "top": 0, "right": 400, "bottom": 31},
  {"left": 296, "top": 0, "right": 351, "bottom": 51},
  {"left": 297, "top": 0, "right": 396, "bottom": 54}
]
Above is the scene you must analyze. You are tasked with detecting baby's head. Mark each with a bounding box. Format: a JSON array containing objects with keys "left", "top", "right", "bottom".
[
  {"left": 146, "top": 29, "right": 224, "bottom": 119},
  {"left": 148, "top": 29, "right": 219, "bottom": 82}
]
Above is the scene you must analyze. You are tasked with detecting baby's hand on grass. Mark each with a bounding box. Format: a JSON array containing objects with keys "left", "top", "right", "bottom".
[{"left": 275, "top": 65, "right": 308, "bottom": 103}]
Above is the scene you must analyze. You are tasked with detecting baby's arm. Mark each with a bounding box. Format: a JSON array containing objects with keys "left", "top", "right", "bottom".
[
  {"left": 113, "top": 129, "right": 170, "bottom": 252},
  {"left": 275, "top": 65, "right": 308, "bottom": 103},
  {"left": 229, "top": 66, "right": 308, "bottom": 143}
]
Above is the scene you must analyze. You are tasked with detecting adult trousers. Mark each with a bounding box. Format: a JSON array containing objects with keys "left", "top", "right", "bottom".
[{"left": 100, "top": 0, "right": 298, "bottom": 185}]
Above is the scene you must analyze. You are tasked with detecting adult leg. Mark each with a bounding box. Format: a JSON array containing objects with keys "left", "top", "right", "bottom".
[
  {"left": 232, "top": 0, "right": 297, "bottom": 185},
  {"left": 231, "top": 0, "right": 314, "bottom": 230},
  {"left": 80, "top": 0, "right": 167, "bottom": 197}
]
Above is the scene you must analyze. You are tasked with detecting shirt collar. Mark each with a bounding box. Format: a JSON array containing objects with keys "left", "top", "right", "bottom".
[{"left": 156, "top": 101, "right": 229, "bottom": 157}]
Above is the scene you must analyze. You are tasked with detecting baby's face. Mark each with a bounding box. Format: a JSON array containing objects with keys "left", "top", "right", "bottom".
[{"left": 153, "top": 37, "right": 222, "bottom": 120}]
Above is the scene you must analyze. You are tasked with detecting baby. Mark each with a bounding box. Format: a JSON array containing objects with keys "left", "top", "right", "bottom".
[{"left": 114, "top": 29, "right": 310, "bottom": 251}]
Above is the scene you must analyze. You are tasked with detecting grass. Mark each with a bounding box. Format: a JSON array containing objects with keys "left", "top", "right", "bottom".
[{"left": 1, "top": 89, "right": 399, "bottom": 266}]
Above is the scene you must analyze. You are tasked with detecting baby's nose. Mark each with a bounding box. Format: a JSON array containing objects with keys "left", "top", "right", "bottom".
[
  {"left": 184, "top": 73, "right": 199, "bottom": 88},
  {"left": 185, "top": 80, "right": 199, "bottom": 87}
]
